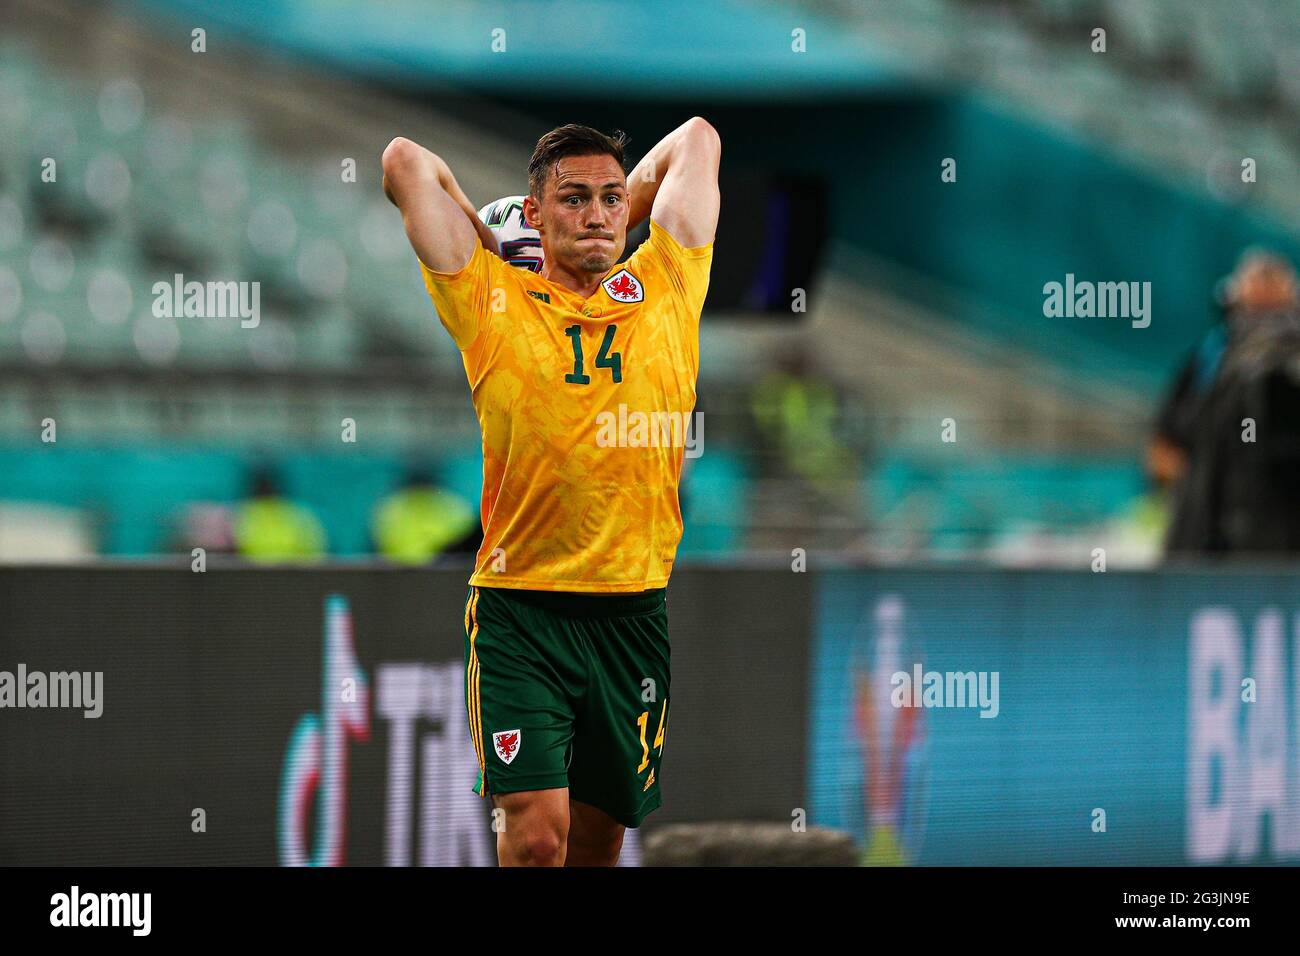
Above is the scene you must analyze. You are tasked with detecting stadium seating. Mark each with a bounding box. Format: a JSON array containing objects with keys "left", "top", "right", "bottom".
[
  {"left": 9, "top": 2, "right": 1261, "bottom": 563},
  {"left": 792, "top": 0, "right": 1300, "bottom": 226}
]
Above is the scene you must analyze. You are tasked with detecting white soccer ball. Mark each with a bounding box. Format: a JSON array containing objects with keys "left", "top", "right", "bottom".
[{"left": 476, "top": 195, "right": 543, "bottom": 273}]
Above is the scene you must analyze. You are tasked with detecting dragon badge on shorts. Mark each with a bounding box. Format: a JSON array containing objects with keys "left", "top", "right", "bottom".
[{"left": 493, "top": 729, "right": 522, "bottom": 765}]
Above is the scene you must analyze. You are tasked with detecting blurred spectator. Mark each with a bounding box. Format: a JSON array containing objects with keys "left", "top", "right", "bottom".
[
  {"left": 1148, "top": 326, "right": 1225, "bottom": 492},
  {"left": 233, "top": 465, "right": 327, "bottom": 562},
  {"left": 1162, "top": 250, "right": 1300, "bottom": 556},
  {"left": 172, "top": 502, "right": 238, "bottom": 556},
  {"left": 1138, "top": 289, "right": 1228, "bottom": 552},
  {"left": 370, "top": 463, "right": 479, "bottom": 565},
  {"left": 751, "top": 346, "right": 856, "bottom": 494}
]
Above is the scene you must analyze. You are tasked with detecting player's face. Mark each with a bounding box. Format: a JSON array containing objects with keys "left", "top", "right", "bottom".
[{"left": 529, "top": 154, "right": 628, "bottom": 275}]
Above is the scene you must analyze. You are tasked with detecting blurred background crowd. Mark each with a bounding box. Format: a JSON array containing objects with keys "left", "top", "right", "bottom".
[{"left": 2, "top": 0, "right": 1299, "bottom": 567}]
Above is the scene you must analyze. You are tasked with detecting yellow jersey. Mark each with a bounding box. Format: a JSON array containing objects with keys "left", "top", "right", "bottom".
[{"left": 420, "top": 218, "right": 713, "bottom": 592}]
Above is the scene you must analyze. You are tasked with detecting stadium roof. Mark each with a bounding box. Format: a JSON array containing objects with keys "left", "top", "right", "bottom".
[{"left": 128, "top": 0, "right": 908, "bottom": 99}]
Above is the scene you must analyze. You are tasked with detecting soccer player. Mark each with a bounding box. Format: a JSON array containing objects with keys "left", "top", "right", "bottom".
[{"left": 381, "top": 118, "right": 721, "bottom": 866}]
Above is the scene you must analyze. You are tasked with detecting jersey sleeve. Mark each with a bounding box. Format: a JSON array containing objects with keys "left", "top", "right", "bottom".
[
  {"left": 642, "top": 218, "right": 713, "bottom": 318},
  {"left": 418, "top": 238, "right": 499, "bottom": 351}
]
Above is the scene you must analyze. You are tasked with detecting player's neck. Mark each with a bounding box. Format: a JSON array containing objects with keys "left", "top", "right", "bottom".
[{"left": 541, "top": 261, "right": 605, "bottom": 299}]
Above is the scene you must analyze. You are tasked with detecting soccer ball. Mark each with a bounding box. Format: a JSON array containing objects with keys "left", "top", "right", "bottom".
[{"left": 476, "top": 195, "right": 543, "bottom": 273}]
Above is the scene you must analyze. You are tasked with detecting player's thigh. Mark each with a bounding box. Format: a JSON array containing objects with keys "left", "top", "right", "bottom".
[
  {"left": 568, "top": 603, "right": 671, "bottom": 828},
  {"left": 566, "top": 798, "right": 625, "bottom": 865},
  {"left": 465, "top": 586, "right": 580, "bottom": 797}
]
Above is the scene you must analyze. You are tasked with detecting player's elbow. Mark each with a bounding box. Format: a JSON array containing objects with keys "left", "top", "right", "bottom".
[
  {"left": 684, "top": 117, "right": 721, "bottom": 158},
  {"left": 382, "top": 137, "right": 440, "bottom": 188},
  {"left": 382, "top": 137, "right": 418, "bottom": 178}
]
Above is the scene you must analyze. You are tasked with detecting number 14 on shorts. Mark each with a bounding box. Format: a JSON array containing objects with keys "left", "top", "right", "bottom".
[{"left": 636, "top": 698, "right": 668, "bottom": 773}]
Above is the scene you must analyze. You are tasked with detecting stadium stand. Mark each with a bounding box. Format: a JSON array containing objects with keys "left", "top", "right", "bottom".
[{"left": 3, "top": 0, "right": 1293, "bottom": 565}]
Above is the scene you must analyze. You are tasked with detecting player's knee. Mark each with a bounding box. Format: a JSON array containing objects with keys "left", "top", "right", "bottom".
[{"left": 515, "top": 826, "right": 565, "bottom": 866}]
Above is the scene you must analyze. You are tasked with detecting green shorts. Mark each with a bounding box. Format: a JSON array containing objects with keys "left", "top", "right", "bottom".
[{"left": 463, "top": 584, "right": 671, "bottom": 829}]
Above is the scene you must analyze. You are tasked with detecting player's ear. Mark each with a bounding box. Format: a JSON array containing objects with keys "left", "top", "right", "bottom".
[{"left": 523, "top": 194, "right": 542, "bottom": 231}]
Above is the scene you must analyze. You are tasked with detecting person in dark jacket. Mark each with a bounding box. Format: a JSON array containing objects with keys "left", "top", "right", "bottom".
[{"left": 1162, "top": 249, "right": 1300, "bottom": 556}]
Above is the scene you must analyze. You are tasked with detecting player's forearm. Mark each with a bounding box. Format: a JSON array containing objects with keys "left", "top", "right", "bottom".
[
  {"left": 382, "top": 138, "right": 500, "bottom": 255},
  {"left": 433, "top": 159, "right": 501, "bottom": 257},
  {"left": 625, "top": 117, "right": 718, "bottom": 231}
]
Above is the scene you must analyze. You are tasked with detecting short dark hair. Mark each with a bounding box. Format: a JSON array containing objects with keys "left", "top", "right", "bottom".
[{"left": 528, "top": 124, "right": 629, "bottom": 199}]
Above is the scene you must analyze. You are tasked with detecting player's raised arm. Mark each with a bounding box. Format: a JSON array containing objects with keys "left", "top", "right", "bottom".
[
  {"left": 626, "top": 116, "right": 721, "bottom": 248},
  {"left": 381, "top": 137, "right": 500, "bottom": 269}
]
